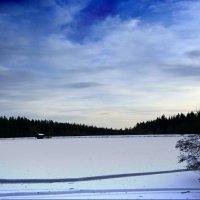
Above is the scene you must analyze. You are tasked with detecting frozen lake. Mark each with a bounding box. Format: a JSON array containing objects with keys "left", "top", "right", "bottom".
[{"left": 0, "top": 135, "right": 199, "bottom": 199}]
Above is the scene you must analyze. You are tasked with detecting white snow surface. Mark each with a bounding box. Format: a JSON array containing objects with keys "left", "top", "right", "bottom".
[{"left": 0, "top": 135, "right": 199, "bottom": 199}]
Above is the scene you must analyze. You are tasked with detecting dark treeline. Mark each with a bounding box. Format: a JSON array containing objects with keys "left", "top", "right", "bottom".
[
  {"left": 131, "top": 111, "right": 200, "bottom": 134},
  {"left": 0, "top": 110, "right": 200, "bottom": 138},
  {"left": 0, "top": 116, "right": 124, "bottom": 138}
]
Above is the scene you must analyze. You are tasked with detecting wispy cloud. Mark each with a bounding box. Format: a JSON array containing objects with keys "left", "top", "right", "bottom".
[
  {"left": 63, "top": 82, "right": 105, "bottom": 89},
  {"left": 186, "top": 50, "right": 200, "bottom": 58}
]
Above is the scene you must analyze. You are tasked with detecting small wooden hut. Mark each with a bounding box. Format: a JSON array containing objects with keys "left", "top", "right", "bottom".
[{"left": 36, "top": 133, "right": 45, "bottom": 139}]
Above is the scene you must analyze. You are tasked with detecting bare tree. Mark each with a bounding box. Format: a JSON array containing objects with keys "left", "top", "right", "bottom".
[{"left": 176, "top": 135, "right": 200, "bottom": 169}]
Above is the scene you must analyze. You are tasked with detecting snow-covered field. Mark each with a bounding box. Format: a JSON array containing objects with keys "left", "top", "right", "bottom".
[{"left": 0, "top": 135, "right": 199, "bottom": 199}]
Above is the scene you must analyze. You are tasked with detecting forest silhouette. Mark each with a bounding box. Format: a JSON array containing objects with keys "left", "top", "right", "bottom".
[{"left": 0, "top": 110, "right": 200, "bottom": 138}]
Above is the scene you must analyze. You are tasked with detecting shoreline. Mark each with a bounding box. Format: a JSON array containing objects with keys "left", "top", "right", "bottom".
[{"left": 0, "top": 134, "right": 191, "bottom": 140}]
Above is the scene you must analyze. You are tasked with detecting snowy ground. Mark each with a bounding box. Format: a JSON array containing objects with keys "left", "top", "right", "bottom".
[{"left": 0, "top": 135, "right": 199, "bottom": 199}]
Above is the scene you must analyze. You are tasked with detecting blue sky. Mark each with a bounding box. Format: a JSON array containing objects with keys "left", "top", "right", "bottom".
[{"left": 1, "top": 0, "right": 200, "bottom": 128}]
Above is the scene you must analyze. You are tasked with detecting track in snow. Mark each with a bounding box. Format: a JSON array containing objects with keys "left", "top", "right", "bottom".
[
  {"left": 0, "top": 169, "right": 196, "bottom": 184},
  {"left": 1, "top": 188, "right": 200, "bottom": 198}
]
